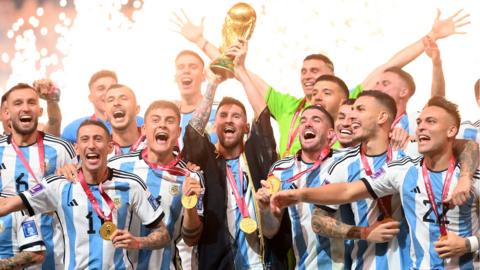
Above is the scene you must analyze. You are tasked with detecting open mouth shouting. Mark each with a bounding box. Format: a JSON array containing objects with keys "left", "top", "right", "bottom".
[
  {"left": 112, "top": 109, "right": 126, "bottom": 120},
  {"left": 181, "top": 77, "right": 193, "bottom": 87},
  {"left": 417, "top": 134, "right": 431, "bottom": 143},
  {"left": 303, "top": 80, "right": 315, "bottom": 91},
  {"left": 302, "top": 128, "right": 317, "bottom": 141},
  {"left": 155, "top": 131, "right": 169, "bottom": 145},
  {"left": 19, "top": 115, "right": 33, "bottom": 124},
  {"left": 222, "top": 125, "right": 237, "bottom": 138}
]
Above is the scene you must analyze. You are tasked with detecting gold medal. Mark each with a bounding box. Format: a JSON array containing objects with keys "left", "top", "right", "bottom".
[
  {"left": 266, "top": 176, "right": 281, "bottom": 194},
  {"left": 239, "top": 217, "right": 257, "bottom": 234},
  {"left": 181, "top": 194, "right": 198, "bottom": 209},
  {"left": 99, "top": 221, "right": 117, "bottom": 240}
]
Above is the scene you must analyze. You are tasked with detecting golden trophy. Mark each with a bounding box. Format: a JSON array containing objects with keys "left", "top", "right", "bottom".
[{"left": 210, "top": 2, "right": 256, "bottom": 79}]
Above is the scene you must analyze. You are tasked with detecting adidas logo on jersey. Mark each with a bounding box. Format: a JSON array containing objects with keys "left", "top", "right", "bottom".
[
  {"left": 410, "top": 186, "right": 421, "bottom": 194},
  {"left": 68, "top": 199, "right": 79, "bottom": 206}
]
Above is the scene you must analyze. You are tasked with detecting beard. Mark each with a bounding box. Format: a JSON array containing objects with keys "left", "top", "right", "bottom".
[{"left": 11, "top": 118, "right": 38, "bottom": 135}]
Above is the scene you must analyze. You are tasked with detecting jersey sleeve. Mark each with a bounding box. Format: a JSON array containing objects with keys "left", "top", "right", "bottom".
[
  {"left": 361, "top": 166, "right": 400, "bottom": 199},
  {"left": 19, "top": 178, "right": 60, "bottom": 216},
  {"left": 14, "top": 213, "right": 45, "bottom": 252},
  {"left": 265, "top": 86, "right": 302, "bottom": 119},
  {"left": 457, "top": 121, "right": 480, "bottom": 144},
  {"left": 319, "top": 162, "right": 349, "bottom": 212},
  {"left": 130, "top": 181, "right": 165, "bottom": 227}
]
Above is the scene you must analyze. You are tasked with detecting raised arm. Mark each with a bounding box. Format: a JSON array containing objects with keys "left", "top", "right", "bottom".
[
  {"left": 423, "top": 36, "right": 445, "bottom": 97},
  {"left": 181, "top": 176, "right": 204, "bottom": 246},
  {"left": 172, "top": 10, "right": 270, "bottom": 100},
  {"left": 311, "top": 207, "right": 400, "bottom": 243},
  {"left": 255, "top": 180, "right": 283, "bottom": 239},
  {"left": 33, "top": 79, "right": 62, "bottom": 136},
  {"left": 362, "top": 9, "right": 470, "bottom": 90},
  {"left": 0, "top": 251, "right": 45, "bottom": 269}
]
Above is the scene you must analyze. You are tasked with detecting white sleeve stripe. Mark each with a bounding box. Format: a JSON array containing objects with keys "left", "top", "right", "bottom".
[{"left": 327, "top": 145, "right": 361, "bottom": 174}]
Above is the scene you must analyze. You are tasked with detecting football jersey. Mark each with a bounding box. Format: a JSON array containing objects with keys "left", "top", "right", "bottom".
[
  {"left": 456, "top": 120, "right": 480, "bottom": 144},
  {"left": 0, "top": 133, "right": 77, "bottom": 269},
  {"left": 107, "top": 137, "right": 147, "bottom": 160},
  {"left": 108, "top": 151, "right": 205, "bottom": 270},
  {"left": 19, "top": 168, "right": 165, "bottom": 270},
  {"left": 225, "top": 157, "right": 263, "bottom": 269},
  {"left": 324, "top": 144, "right": 411, "bottom": 270},
  {"left": 0, "top": 193, "right": 45, "bottom": 269},
  {"left": 363, "top": 156, "right": 480, "bottom": 269},
  {"left": 269, "top": 153, "right": 345, "bottom": 269},
  {"left": 393, "top": 113, "right": 417, "bottom": 136},
  {"left": 178, "top": 101, "right": 219, "bottom": 149}
]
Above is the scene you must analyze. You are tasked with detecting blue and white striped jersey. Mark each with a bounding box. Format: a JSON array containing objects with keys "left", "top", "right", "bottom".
[
  {"left": 394, "top": 113, "right": 417, "bottom": 136},
  {"left": 19, "top": 168, "right": 165, "bottom": 270},
  {"left": 107, "top": 138, "right": 147, "bottom": 160},
  {"left": 0, "top": 133, "right": 77, "bottom": 269},
  {"left": 0, "top": 193, "right": 45, "bottom": 269},
  {"left": 363, "top": 156, "right": 480, "bottom": 270},
  {"left": 108, "top": 151, "right": 205, "bottom": 270},
  {"left": 456, "top": 120, "right": 480, "bottom": 144},
  {"left": 225, "top": 157, "right": 263, "bottom": 270},
  {"left": 324, "top": 145, "right": 411, "bottom": 270},
  {"left": 269, "top": 154, "right": 345, "bottom": 269},
  {"left": 178, "top": 101, "right": 219, "bottom": 149}
]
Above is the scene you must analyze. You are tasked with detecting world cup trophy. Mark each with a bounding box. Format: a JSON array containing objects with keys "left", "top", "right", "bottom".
[{"left": 210, "top": 2, "right": 256, "bottom": 79}]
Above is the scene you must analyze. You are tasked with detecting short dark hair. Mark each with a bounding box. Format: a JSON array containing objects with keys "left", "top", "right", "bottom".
[
  {"left": 304, "top": 54, "right": 334, "bottom": 72},
  {"left": 175, "top": 50, "right": 205, "bottom": 67},
  {"left": 88, "top": 70, "right": 117, "bottom": 88},
  {"left": 426, "top": 96, "right": 461, "bottom": 130},
  {"left": 384, "top": 67, "right": 416, "bottom": 96},
  {"left": 217, "top": 97, "right": 247, "bottom": 118},
  {"left": 144, "top": 100, "right": 181, "bottom": 123},
  {"left": 3, "top": 83, "right": 38, "bottom": 102},
  {"left": 314, "top": 74, "right": 349, "bottom": 98},
  {"left": 475, "top": 79, "right": 480, "bottom": 100},
  {"left": 358, "top": 90, "right": 397, "bottom": 125},
  {"left": 302, "top": 105, "right": 334, "bottom": 128},
  {"left": 76, "top": 119, "right": 111, "bottom": 141},
  {"left": 341, "top": 98, "right": 356, "bottom": 106}
]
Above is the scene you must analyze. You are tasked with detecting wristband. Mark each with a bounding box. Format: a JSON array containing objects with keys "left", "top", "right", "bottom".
[
  {"left": 467, "top": 235, "right": 480, "bottom": 252},
  {"left": 360, "top": 227, "right": 370, "bottom": 240}
]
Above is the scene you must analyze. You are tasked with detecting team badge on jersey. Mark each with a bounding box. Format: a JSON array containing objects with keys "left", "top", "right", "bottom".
[
  {"left": 148, "top": 194, "right": 160, "bottom": 211},
  {"left": 22, "top": 220, "right": 38, "bottom": 237},
  {"left": 169, "top": 184, "right": 180, "bottom": 196},
  {"left": 0, "top": 220, "right": 4, "bottom": 233},
  {"left": 113, "top": 197, "right": 122, "bottom": 209},
  {"left": 28, "top": 183, "right": 45, "bottom": 196}
]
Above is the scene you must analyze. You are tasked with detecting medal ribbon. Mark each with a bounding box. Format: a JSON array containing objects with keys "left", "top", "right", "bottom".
[
  {"left": 422, "top": 157, "right": 456, "bottom": 236},
  {"left": 11, "top": 133, "right": 45, "bottom": 183},
  {"left": 226, "top": 159, "right": 249, "bottom": 218},
  {"left": 360, "top": 144, "right": 393, "bottom": 218},
  {"left": 141, "top": 149, "right": 188, "bottom": 176},
  {"left": 270, "top": 147, "right": 330, "bottom": 183},
  {"left": 77, "top": 169, "right": 115, "bottom": 221},
  {"left": 113, "top": 133, "right": 145, "bottom": 156},
  {"left": 284, "top": 98, "right": 306, "bottom": 157}
]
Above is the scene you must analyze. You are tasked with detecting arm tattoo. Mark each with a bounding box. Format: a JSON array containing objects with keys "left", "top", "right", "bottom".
[
  {"left": 189, "top": 83, "right": 217, "bottom": 134},
  {"left": 0, "top": 251, "right": 38, "bottom": 270},
  {"left": 311, "top": 207, "right": 361, "bottom": 239},
  {"left": 455, "top": 140, "right": 479, "bottom": 179},
  {"left": 139, "top": 223, "right": 170, "bottom": 250}
]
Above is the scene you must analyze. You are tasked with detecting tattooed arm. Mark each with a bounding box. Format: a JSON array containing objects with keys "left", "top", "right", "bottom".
[
  {"left": 450, "top": 140, "right": 479, "bottom": 206},
  {"left": 0, "top": 251, "right": 45, "bottom": 270},
  {"left": 311, "top": 207, "right": 400, "bottom": 243},
  {"left": 111, "top": 221, "right": 170, "bottom": 250},
  {"left": 189, "top": 82, "right": 218, "bottom": 135}
]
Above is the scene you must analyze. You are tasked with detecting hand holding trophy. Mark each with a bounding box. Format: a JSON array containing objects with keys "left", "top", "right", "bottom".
[{"left": 210, "top": 2, "right": 256, "bottom": 80}]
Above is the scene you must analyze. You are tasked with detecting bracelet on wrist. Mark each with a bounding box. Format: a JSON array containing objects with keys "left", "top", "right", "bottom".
[{"left": 467, "top": 235, "right": 480, "bottom": 252}]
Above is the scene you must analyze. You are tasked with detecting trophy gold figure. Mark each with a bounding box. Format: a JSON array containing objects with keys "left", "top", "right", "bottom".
[{"left": 210, "top": 2, "right": 256, "bottom": 79}]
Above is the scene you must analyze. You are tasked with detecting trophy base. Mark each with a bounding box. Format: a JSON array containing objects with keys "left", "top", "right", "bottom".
[{"left": 210, "top": 57, "right": 235, "bottom": 79}]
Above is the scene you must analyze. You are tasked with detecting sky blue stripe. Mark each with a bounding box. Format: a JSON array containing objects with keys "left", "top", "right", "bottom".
[
  {"left": 0, "top": 215, "right": 14, "bottom": 258},
  {"left": 40, "top": 214, "right": 55, "bottom": 270},
  {"left": 43, "top": 144, "right": 58, "bottom": 176},
  {"left": 89, "top": 186, "right": 104, "bottom": 269},
  {"left": 62, "top": 184, "right": 77, "bottom": 270},
  {"left": 400, "top": 115, "right": 410, "bottom": 134},
  {"left": 402, "top": 168, "right": 423, "bottom": 269},
  {"left": 114, "top": 181, "right": 130, "bottom": 270}
]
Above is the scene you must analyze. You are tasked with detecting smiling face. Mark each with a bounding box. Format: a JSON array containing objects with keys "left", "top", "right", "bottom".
[
  {"left": 175, "top": 54, "right": 205, "bottom": 98},
  {"left": 311, "top": 80, "right": 345, "bottom": 118},
  {"left": 88, "top": 76, "right": 117, "bottom": 114},
  {"left": 105, "top": 86, "right": 139, "bottom": 131},
  {"left": 416, "top": 106, "right": 457, "bottom": 155},
  {"left": 6, "top": 88, "right": 42, "bottom": 136},
  {"left": 215, "top": 104, "right": 248, "bottom": 151},
  {"left": 300, "top": 59, "right": 333, "bottom": 98},
  {"left": 76, "top": 124, "right": 112, "bottom": 174},
  {"left": 335, "top": 103, "right": 355, "bottom": 147},
  {"left": 298, "top": 108, "right": 334, "bottom": 153},
  {"left": 143, "top": 107, "right": 181, "bottom": 157},
  {"left": 350, "top": 96, "right": 383, "bottom": 142}
]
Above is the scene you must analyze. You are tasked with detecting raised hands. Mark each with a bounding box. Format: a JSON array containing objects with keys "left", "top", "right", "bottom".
[
  {"left": 171, "top": 9, "right": 206, "bottom": 46},
  {"left": 224, "top": 38, "right": 248, "bottom": 78},
  {"left": 429, "top": 9, "right": 470, "bottom": 41},
  {"left": 33, "top": 78, "right": 60, "bottom": 102}
]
